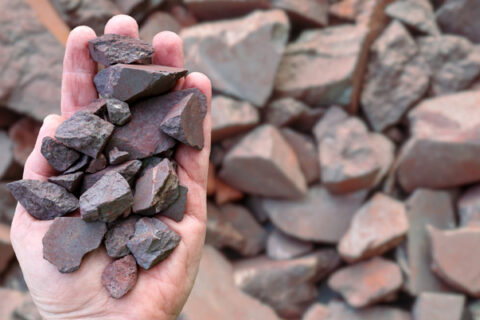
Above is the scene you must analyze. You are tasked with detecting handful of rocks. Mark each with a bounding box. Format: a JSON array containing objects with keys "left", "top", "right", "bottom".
[{"left": 7, "top": 34, "right": 207, "bottom": 299}]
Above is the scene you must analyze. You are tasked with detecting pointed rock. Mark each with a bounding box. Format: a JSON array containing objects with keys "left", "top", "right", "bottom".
[
  {"left": 102, "top": 255, "right": 138, "bottom": 299},
  {"left": 85, "top": 154, "right": 107, "bottom": 174},
  {"left": 161, "top": 185, "right": 188, "bottom": 222},
  {"left": 413, "top": 292, "right": 467, "bottom": 320},
  {"left": 105, "top": 217, "right": 138, "bottom": 258},
  {"left": 40, "top": 136, "right": 81, "bottom": 172},
  {"left": 106, "top": 98, "right": 131, "bottom": 126},
  {"left": 82, "top": 160, "right": 142, "bottom": 192},
  {"left": 64, "top": 154, "right": 90, "bottom": 174},
  {"left": 437, "top": 0, "right": 480, "bottom": 44},
  {"left": 267, "top": 229, "right": 313, "bottom": 260},
  {"left": 313, "top": 106, "right": 349, "bottom": 142},
  {"left": 48, "top": 172, "right": 84, "bottom": 193},
  {"left": 108, "top": 147, "right": 130, "bottom": 165},
  {"left": 385, "top": 0, "right": 440, "bottom": 35}
]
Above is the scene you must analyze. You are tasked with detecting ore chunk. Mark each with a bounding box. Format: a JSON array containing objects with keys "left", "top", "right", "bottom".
[
  {"left": 43, "top": 217, "right": 106, "bottom": 273},
  {"left": 80, "top": 172, "right": 133, "bottom": 223},
  {"left": 105, "top": 217, "right": 138, "bottom": 258},
  {"left": 108, "top": 147, "right": 130, "bottom": 165},
  {"left": 162, "top": 185, "right": 188, "bottom": 222},
  {"left": 64, "top": 154, "right": 90, "bottom": 174},
  {"left": 85, "top": 154, "right": 107, "bottom": 173},
  {"left": 82, "top": 160, "right": 142, "bottom": 192},
  {"left": 83, "top": 98, "right": 107, "bottom": 116},
  {"left": 102, "top": 255, "right": 138, "bottom": 299},
  {"left": 7, "top": 180, "right": 78, "bottom": 220},
  {"left": 48, "top": 172, "right": 84, "bottom": 193},
  {"left": 40, "top": 136, "right": 81, "bottom": 172},
  {"left": 106, "top": 99, "right": 131, "bottom": 126},
  {"left": 127, "top": 217, "right": 181, "bottom": 270},
  {"left": 133, "top": 159, "right": 179, "bottom": 215},
  {"left": 88, "top": 33, "right": 154, "bottom": 66},
  {"left": 94, "top": 64, "right": 187, "bottom": 102},
  {"left": 55, "top": 111, "right": 115, "bottom": 158}
]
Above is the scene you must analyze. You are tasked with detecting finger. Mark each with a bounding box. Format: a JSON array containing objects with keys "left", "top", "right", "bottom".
[
  {"left": 61, "top": 26, "right": 98, "bottom": 118},
  {"left": 152, "top": 31, "right": 184, "bottom": 68},
  {"left": 104, "top": 14, "right": 139, "bottom": 38}
]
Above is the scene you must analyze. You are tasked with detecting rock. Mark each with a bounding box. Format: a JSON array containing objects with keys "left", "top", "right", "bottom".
[
  {"left": 12, "top": 294, "right": 42, "bottom": 320},
  {"left": 80, "top": 172, "right": 133, "bottom": 223},
  {"left": 0, "top": 289, "right": 24, "bottom": 320},
  {"left": 82, "top": 160, "right": 142, "bottom": 192},
  {"left": 338, "top": 193, "right": 408, "bottom": 263},
  {"left": 266, "top": 229, "right": 313, "bottom": 260},
  {"left": 264, "top": 98, "right": 310, "bottom": 127},
  {"left": 140, "top": 11, "right": 181, "bottom": 43},
  {"left": 0, "top": 183, "right": 16, "bottom": 224},
  {"left": 88, "top": 33, "right": 154, "bottom": 66},
  {"left": 85, "top": 154, "right": 107, "bottom": 174},
  {"left": 102, "top": 255, "right": 137, "bottom": 299},
  {"left": 43, "top": 217, "right": 106, "bottom": 273},
  {"left": 219, "top": 124, "right": 307, "bottom": 199},
  {"left": 275, "top": 24, "right": 367, "bottom": 108},
  {"left": 436, "top": 0, "right": 480, "bottom": 44},
  {"left": 105, "top": 217, "right": 137, "bottom": 258},
  {"left": 215, "top": 179, "right": 243, "bottom": 205},
  {"left": 63, "top": 154, "right": 90, "bottom": 174},
  {"left": 7, "top": 180, "right": 79, "bottom": 220},
  {"left": 458, "top": 185, "right": 480, "bottom": 227},
  {"left": 205, "top": 202, "right": 243, "bottom": 250},
  {"left": 385, "top": 0, "right": 440, "bottom": 35},
  {"left": 83, "top": 98, "right": 107, "bottom": 116},
  {"left": 108, "top": 147, "right": 130, "bottom": 165},
  {"left": 182, "top": 10, "right": 289, "bottom": 106},
  {"left": 211, "top": 95, "right": 259, "bottom": 142},
  {"left": 40, "top": 136, "right": 81, "bottom": 172},
  {"left": 262, "top": 186, "right": 367, "bottom": 243},
  {"left": 161, "top": 185, "right": 188, "bottom": 222},
  {"left": 0, "top": 131, "right": 15, "bottom": 179},
  {"left": 0, "top": 0, "right": 63, "bottom": 121},
  {"left": 397, "top": 91, "right": 480, "bottom": 191},
  {"left": 127, "top": 217, "right": 181, "bottom": 270},
  {"left": 418, "top": 35, "right": 480, "bottom": 96},
  {"left": 233, "top": 250, "right": 340, "bottom": 318},
  {"left": 0, "top": 224, "right": 13, "bottom": 274},
  {"left": 361, "top": 20, "right": 430, "bottom": 132},
  {"left": 106, "top": 99, "right": 131, "bottom": 126},
  {"left": 303, "top": 301, "right": 412, "bottom": 320},
  {"left": 183, "top": 0, "right": 269, "bottom": 20},
  {"left": 413, "top": 292, "right": 467, "bottom": 320},
  {"left": 328, "top": 257, "right": 403, "bottom": 308},
  {"left": 8, "top": 117, "right": 41, "bottom": 165},
  {"left": 48, "top": 172, "right": 84, "bottom": 193},
  {"left": 270, "top": 0, "right": 328, "bottom": 26},
  {"left": 114, "top": 0, "right": 164, "bottom": 22},
  {"left": 55, "top": 111, "right": 114, "bottom": 158},
  {"left": 312, "top": 106, "right": 349, "bottom": 142}
]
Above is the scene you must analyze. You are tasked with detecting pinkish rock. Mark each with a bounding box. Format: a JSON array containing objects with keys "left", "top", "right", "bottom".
[
  {"left": 303, "top": 301, "right": 412, "bottom": 320},
  {"left": 102, "top": 255, "right": 137, "bottom": 299},
  {"left": 458, "top": 185, "right": 480, "bottom": 227},
  {"left": 312, "top": 106, "right": 349, "bottom": 142},
  {"left": 85, "top": 154, "right": 107, "bottom": 174},
  {"left": 436, "top": 0, "right": 480, "bottom": 44},
  {"left": 183, "top": 0, "right": 269, "bottom": 21},
  {"left": 88, "top": 34, "right": 154, "bottom": 66},
  {"left": 108, "top": 147, "right": 130, "bottom": 165},
  {"left": 270, "top": 0, "right": 328, "bottom": 26},
  {"left": 214, "top": 179, "right": 243, "bottom": 206},
  {"left": 140, "top": 11, "right": 181, "bottom": 43},
  {"left": 8, "top": 117, "right": 41, "bottom": 165},
  {"left": 413, "top": 292, "right": 467, "bottom": 320},
  {"left": 114, "top": 0, "right": 163, "bottom": 21},
  {"left": 206, "top": 202, "right": 245, "bottom": 253},
  {"left": 264, "top": 97, "right": 311, "bottom": 128},
  {"left": 385, "top": 0, "right": 440, "bottom": 35},
  {"left": 266, "top": 229, "right": 313, "bottom": 260}
]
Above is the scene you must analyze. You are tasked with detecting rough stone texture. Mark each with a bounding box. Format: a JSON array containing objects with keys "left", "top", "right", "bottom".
[
  {"left": 413, "top": 292, "right": 466, "bottom": 320},
  {"left": 436, "top": 0, "right": 480, "bottom": 44},
  {"left": 0, "top": 183, "right": 16, "bottom": 224},
  {"left": 85, "top": 154, "right": 107, "bottom": 174},
  {"left": 275, "top": 25, "right": 367, "bottom": 108},
  {"left": 48, "top": 172, "right": 84, "bottom": 193},
  {"left": 80, "top": 172, "right": 133, "bottom": 223},
  {"left": 458, "top": 185, "right": 480, "bottom": 227},
  {"left": 385, "top": 0, "right": 440, "bottom": 35},
  {"left": 140, "top": 11, "right": 181, "bottom": 43},
  {"left": 0, "top": 131, "right": 15, "bottom": 180},
  {"left": 105, "top": 217, "right": 138, "bottom": 258},
  {"left": 328, "top": 257, "right": 403, "bottom": 308},
  {"left": 313, "top": 106, "right": 349, "bottom": 142},
  {"left": 303, "top": 301, "right": 412, "bottom": 320},
  {"left": 397, "top": 91, "right": 480, "bottom": 191},
  {"left": 64, "top": 154, "right": 90, "bottom": 174},
  {"left": 41, "top": 136, "right": 81, "bottom": 172},
  {"left": 338, "top": 193, "right": 408, "bottom": 263},
  {"left": 211, "top": 95, "right": 259, "bottom": 142},
  {"left": 267, "top": 229, "right": 313, "bottom": 260},
  {"left": 94, "top": 64, "right": 187, "bottom": 103},
  {"left": 106, "top": 99, "right": 131, "bottom": 126},
  {"left": 12, "top": 294, "right": 42, "bottom": 320},
  {"left": 102, "top": 255, "right": 138, "bottom": 299},
  {"left": 233, "top": 250, "right": 340, "bottom": 318},
  {"left": 0, "top": 224, "right": 13, "bottom": 274},
  {"left": 8, "top": 117, "right": 41, "bottom": 166},
  {"left": 0, "top": 288, "right": 24, "bottom": 320},
  {"left": 262, "top": 186, "right": 367, "bottom": 243},
  {"left": 265, "top": 97, "right": 310, "bottom": 127},
  {"left": 219, "top": 124, "right": 307, "bottom": 199},
  {"left": 82, "top": 160, "right": 142, "bottom": 192},
  {"left": 161, "top": 185, "right": 188, "bottom": 222},
  {"left": 0, "top": 0, "right": 63, "bottom": 121},
  {"left": 108, "top": 147, "right": 130, "bottom": 165},
  {"left": 55, "top": 111, "right": 114, "bottom": 158},
  {"left": 43, "top": 217, "right": 106, "bottom": 273},
  {"left": 7, "top": 180, "right": 79, "bottom": 220},
  {"left": 361, "top": 20, "right": 430, "bottom": 132},
  {"left": 182, "top": 10, "right": 289, "bottom": 106},
  {"left": 127, "top": 217, "right": 181, "bottom": 270}
]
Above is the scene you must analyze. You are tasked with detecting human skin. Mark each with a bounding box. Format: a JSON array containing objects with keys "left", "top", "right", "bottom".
[{"left": 10, "top": 15, "right": 212, "bottom": 320}]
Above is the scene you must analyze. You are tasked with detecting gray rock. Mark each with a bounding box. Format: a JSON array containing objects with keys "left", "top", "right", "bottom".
[
  {"left": 63, "top": 154, "right": 90, "bottom": 174},
  {"left": 85, "top": 154, "right": 107, "bottom": 174},
  {"left": 437, "top": 0, "right": 480, "bottom": 44},
  {"left": 385, "top": 0, "right": 440, "bottom": 35},
  {"left": 48, "top": 172, "right": 84, "bottom": 193},
  {"left": 266, "top": 229, "right": 313, "bottom": 260},
  {"left": 105, "top": 216, "right": 138, "bottom": 258},
  {"left": 161, "top": 185, "right": 188, "bottom": 222},
  {"left": 108, "top": 147, "right": 130, "bottom": 165},
  {"left": 458, "top": 184, "right": 480, "bottom": 227},
  {"left": 106, "top": 99, "right": 131, "bottom": 126},
  {"left": 413, "top": 292, "right": 467, "bottom": 320},
  {"left": 82, "top": 160, "right": 142, "bottom": 192},
  {"left": 40, "top": 137, "right": 81, "bottom": 172}
]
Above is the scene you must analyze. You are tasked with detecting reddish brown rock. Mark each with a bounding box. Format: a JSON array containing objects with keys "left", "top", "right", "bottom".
[
  {"left": 48, "top": 172, "right": 84, "bottom": 193},
  {"left": 437, "top": 0, "right": 480, "bottom": 44},
  {"left": 82, "top": 160, "right": 142, "bottom": 192},
  {"left": 161, "top": 185, "right": 188, "bottom": 222},
  {"left": 43, "top": 217, "right": 106, "bottom": 273},
  {"left": 385, "top": 0, "right": 440, "bottom": 35},
  {"left": 264, "top": 97, "right": 310, "bottom": 128},
  {"left": 88, "top": 34, "right": 154, "bottom": 66},
  {"left": 108, "top": 147, "right": 130, "bottom": 165},
  {"left": 105, "top": 217, "right": 138, "bottom": 258},
  {"left": 83, "top": 98, "right": 107, "bottom": 116},
  {"left": 413, "top": 292, "right": 467, "bottom": 320},
  {"left": 64, "top": 154, "right": 90, "bottom": 174},
  {"left": 303, "top": 301, "right": 412, "bottom": 320},
  {"left": 339, "top": 193, "right": 408, "bottom": 263},
  {"left": 215, "top": 179, "right": 243, "bottom": 206},
  {"left": 458, "top": 185, "right": 480, "bottom": 227},
  {"left": 328, "top": 257, "right": 403, "bottom": 308},
  {"left": 0, "top": 224, "right": 13, "bottom": 274},
  {"left": 102, "top": 255, "right": 138, "bottom": 299},
  {"left": 8, "top": 117, "right": 41, "bottom": 165},
  {"left": 0, "top": 288, "right": 24, "bottom": 320},
  {"left": 85, "top": 154, "right": 107, "bottom": 174},
  {"left": 206, "top": 202, "right": 245, "bottom": 252},
  {"left": 140, "top": 12, "right": 181, "bottom": 43},
  {"left": 41, "top": 136, "right": 81, "bottom": 172},
  {"left": 106, "top": 98, "right": 131, "bottom": 126},
  {"left": 267, "top": 229, "right": 313, "bottom": 260}
]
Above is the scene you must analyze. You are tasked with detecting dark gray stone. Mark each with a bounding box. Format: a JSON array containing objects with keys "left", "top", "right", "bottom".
[
  {"left": 161, "top": 185, "right": 188, "bottom": 222},
  {"left": 40, "top": 136, "right": 81, "bottom": 172},
  {"left": 106, "top": 98, "right": 131, "bottom": 126},
  {"left": 105, "top": 216, "right": 138, "bottom": 258},
  {"left": 82, "top": 160, "right": 142, "bottom": 192},
  {"left": 48, "top": 172, "right": 84, "bottom": 193},
  {"left": 63, "top": 154, "right": 90, "bottom": 174},
  {"left": 85, "top": 154, "right": 107, "bottom": 174}
]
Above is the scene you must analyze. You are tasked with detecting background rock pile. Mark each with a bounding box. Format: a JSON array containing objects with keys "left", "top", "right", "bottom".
[{"left": 1, "top": 0, "right": 480, "bottom": 319}]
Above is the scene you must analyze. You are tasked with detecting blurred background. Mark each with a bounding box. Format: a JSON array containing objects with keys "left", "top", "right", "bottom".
[{"left": 1, "top": 0, "right": 480, "bottom": 319}]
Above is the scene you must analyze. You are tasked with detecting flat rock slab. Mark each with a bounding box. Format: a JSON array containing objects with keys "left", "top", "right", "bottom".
[
  {"left": 105, "top": 217, "right": 138, "bottom": 258},
  {"left": 102, "top": 255, "right": 138, "bottom": 299},
  {"left": 43, "top": 217, "right": 106, "bottom": 273},
  {"left": 108, "top": 147, "right": 130, "bottom": 165},
  {"left": 94, "top": 64, "right": 187, "bottom": 102},
  {"left": 264, "top": 97, "right": 310, "bottom": 128},
  {"left": 55, "top": 111, "right": 114, "bottom": 158},
  {"left": 161, "top": 185, "right": 188, "bottom": 222},
  {"left": 304, "top": 301, "right": 412, "bottom": 320},
  {"left": 41, "top": 137, "right": 81, "bottom": 172},
  {"left": 385, "top": 0, "right": 439, "bottom": 35},
  {"left": 106, "top": 99, "right": 131, "bottom": 126},
  {"left": 82, "top": 160, "right": 142, "bottom": 192},
  {"left": 80, "top": 172, "right": 133, "bottom": 223},
  {"left": 7, "top": 180, "right": 79, "bottom": 220},
  {"left": 127, "top": 217, "right": 181, "bottom": 270},
  {"left": 413, "top": 292, "right": 466, "bottom": 320},
  {"left": 266, "top": 229, "right": 313, "bottom": 260},
  {"left": 48, "top": 172, "right": 84, "bottom": 193},
  {"left": 88, "top": 33, "right": 154, "bottom": 66}
]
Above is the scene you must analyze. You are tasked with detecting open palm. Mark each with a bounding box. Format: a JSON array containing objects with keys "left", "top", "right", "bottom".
[{"left": 10, "top": 15, "right": 211, "bottom": 320}]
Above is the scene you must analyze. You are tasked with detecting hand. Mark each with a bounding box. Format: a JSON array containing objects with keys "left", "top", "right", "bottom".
[{"left": 10, "top": 15, "right": 211, "bottom": 320}]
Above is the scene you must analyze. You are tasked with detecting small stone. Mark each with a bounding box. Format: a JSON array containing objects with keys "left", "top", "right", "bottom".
[
  {"left": 206, "top": 202, "right": 245, "bottom": 252},
  {"left": 140, "top": 12, "right": 181, "bottom": 43},
  {"left": 133, "top": 159, "right": 179, "bottom": 215},
  {"left": 458, "top": 185, "right": 480, "bottom": 227},
  {"left": 105, "top": 217, "right": 138, "bottom": 258},
  {"left": 8, "top": 117, "right": 41, "bottom": 166},
  {"left": 159, "top": 90, "right": 207, "bottom": 150},
  {"left": 82, "top": 160, "right": 142, "bottom": 192},
  {"left": 55, "top": 111, "right": 114, "bottom": 158},
  {"left": 7, "top": 180, "right": 79, "bottom": 220},
  {"left": 413, "top": 292, "right": 467, "bottom": 320},
  {"left": 108, "top": 147, "right": 130, "bottom": 165},
  {"left": 102, "top": 255, "right": 138, "bottom": 299},
  {"left": 41, "top": 136, "right": 81, "bottom": 172},
  {"left": 266, "top": 229, "right": 313, "bottom": 260},
  {"left": 313, "top": 105, "right": 349, "bottom": 142},
  {"left": 271, "top": 0, "right": 328, "bottom": 27},
  {"left": 83, "top": 98, "right": 107, "bottom": 116},
  {"left": 385, "top": 0, "right": 440, "bottom": 35},
  {"left": 328, "top": 257, "right": 403, "bottom": 308},
  {"left": 264, "top": 97, "right": 310, "bottom": 127},
  {"left": 63, "top": 154, "right": 90, "bottom": 174},
  {"left": 85, "top": 154, "right": 107, "bottom": 174},
  {"left": 88, "top": 33, "right": 154, "bottom": 66},
  {"left": 215, "top": 179, "right": 244, "bottom": 205},
  {"left": 80, "top": 172, "right": 133, "bottom": 223},
  {"left": 106, "top": 98, "right": 131, "bottom": 126},
  {"left": 48, "top": 172, "right": 84, "bottom": 193},
  {"left": 0, "top": 224, "right": 14, "bottom": 274},
  {"left": 161, "top": 185, "right": 188, "bottom": 222},
  {"left": 43, "top": 217, "right": 106, "bottom": 273},
  {"left": 94, "top": 64, "right": 187, "bottom": 102},
  {"left": 437, "top": 0, "right": 480, "bottom": 44},
  {"left": 127, "top": 217, "right": 181, "bottom": 270}
]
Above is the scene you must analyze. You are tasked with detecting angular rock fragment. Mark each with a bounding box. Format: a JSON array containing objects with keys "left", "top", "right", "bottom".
[
  {"left": 0, "top": 224, "right": 13, "bottom": 274},
  {"left": 313, "top": 105, "right": 349, "bottom": 142},
  {"left": 8, "top": 117, "right": 41, "bottom": 165},
  {"left": 328, "top": 257, "right": 403, "bottom": 308},
  {"left": 82, "top": 160, "right": 142, "bottom": 192},
  {"left": 458, "top": 185, "right": 480, "bottom": 227},
  {"left": 7, "top": 180, "right": 79, "bottom": 220},
  {"left": 105, "top": 217, "right": 137, "bottom": 258},
  {"left": 219, "top": 124, "right": 307, "bottom": 199},
  {"left": 206, "top": 202, "right": 245, "bottom": 252},
  {"left": 48, "top": 172, "right": 84, "bottom": 193},
  {"left": 271, "top": 0, "right": 328, "bottom": 27},
  {"left": 83, "top": 98, "right": 107, "bottom": 116},
  {"left": 140, "top": 12, "right": 181, "bottom": 43},
  {"left": 94, "top": 64, "right": 187, "bottom": 102},
  {"left": 55, "top": 111, "right": 114, "bottom": 158},
  {"left": 43, "top": 217, "right": 106, "bottom": 273},
  {"left": 41, "top": 136, "right": 81, "bottom": 172},
  {"left": 102, "top": 255, "right": 138, "bottom": 299},
  {"left": 339, "top": 193, "right": 408, "bottom": 263},
  {"left": 108, "top": 147, "right": 130, "bottom": 165},
  {"left": 266, "top": 229, "right": 313, "bottom": 260},
  {"left": 413, "top": 292, "right": 467, "bottom": 320},
  {"left": 437, "top": 0, "right": 480, "bottom": 44},
  {"left": 304, "top": 301, "right": 411, "bottom": 320},
  {"left": 106, "top": 98, "right": 131, "bottom": 126},
  {"left": 80, "top": 172, "right": 133, "bottom": 223},
  {"left": 127, "top": 217, "right": 181, "bottom": 270},
  {"left": 64, "top": 154, "right": 90, "bottom": 174},
  {"left": 215, "top": 179, "right": 244, "bottom": 206},
  {"left": 161, "top": 185, "right": 188, "bottom": 222},
  {"left": 264, "top": 97, "right": 310, "bottom": 127},
  {"left": 85, "top": 154, "right": 107, "bottom": 174},
  {"left": 385, "top": 0, "right": 440, "bottom": 35}
]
